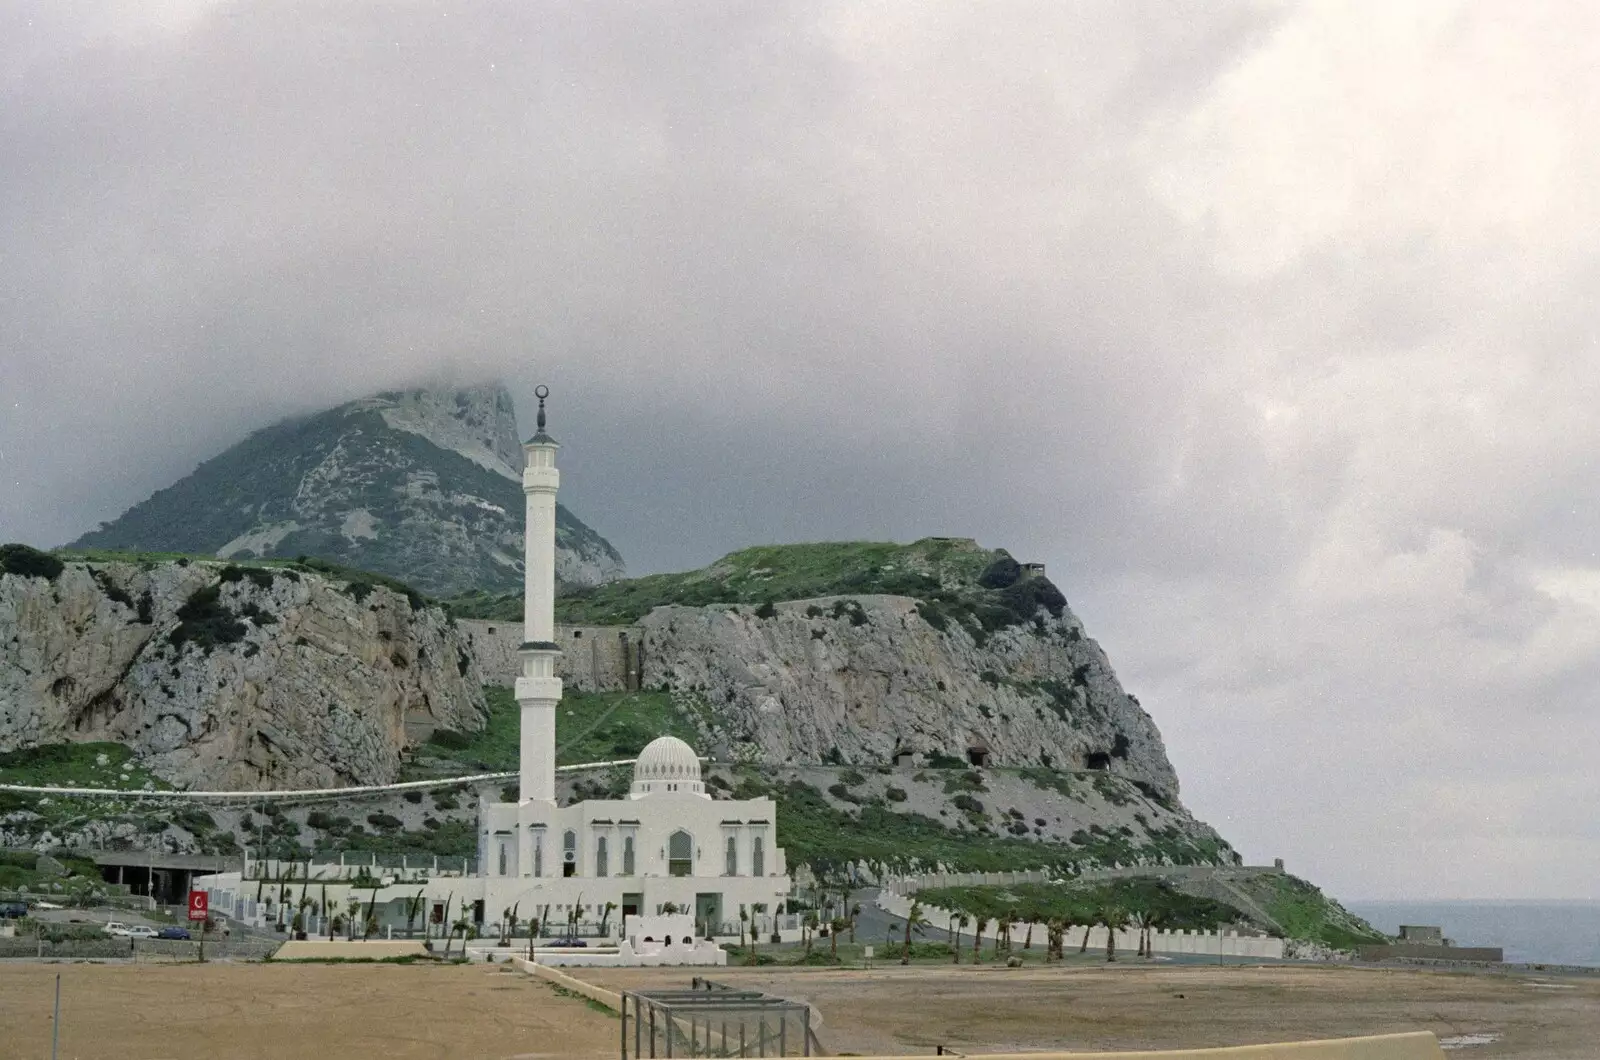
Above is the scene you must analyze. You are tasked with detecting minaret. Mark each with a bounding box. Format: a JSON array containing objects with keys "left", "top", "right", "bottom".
[{"left": 515, "top": 385, "right": 562, "bottom": 808}]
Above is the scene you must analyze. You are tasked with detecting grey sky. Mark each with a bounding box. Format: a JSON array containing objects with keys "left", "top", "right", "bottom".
[{"left": 4, "top": 2, "right": 1597, "bottom": 900}]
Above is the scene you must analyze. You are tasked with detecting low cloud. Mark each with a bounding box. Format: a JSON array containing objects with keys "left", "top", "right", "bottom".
[{"left": 4, "top": 0, "right": 1596, "bottom": 898}]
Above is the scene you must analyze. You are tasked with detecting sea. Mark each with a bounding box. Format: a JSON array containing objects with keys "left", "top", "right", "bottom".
[{"left": 1346, "top": 901, "right": 1600, "bottom": 968}]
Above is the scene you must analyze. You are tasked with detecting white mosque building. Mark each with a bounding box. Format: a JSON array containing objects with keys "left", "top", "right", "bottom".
[{"left": 199, "top": 388, "right": 791, "bottom": 947}]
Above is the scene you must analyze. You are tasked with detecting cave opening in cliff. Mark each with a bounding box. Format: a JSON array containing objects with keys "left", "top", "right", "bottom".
[{"left": 966, "top": 745, "right": 990, "bottom": 767}]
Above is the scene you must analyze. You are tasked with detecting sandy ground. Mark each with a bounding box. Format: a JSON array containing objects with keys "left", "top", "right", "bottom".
[
  {"left": 5, "top": 959, "right": 1598, "bottom": 1059},
  {"left": 582, "top": 962, "right": 1600, "bottom": 1059},
  {"left": 0, "top": 961, "right": 618, "bottom": 1060}
]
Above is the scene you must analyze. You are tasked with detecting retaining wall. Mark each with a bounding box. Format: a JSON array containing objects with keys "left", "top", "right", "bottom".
[{"left": 458, "top": 621, "right": 642, "bottom": 691}]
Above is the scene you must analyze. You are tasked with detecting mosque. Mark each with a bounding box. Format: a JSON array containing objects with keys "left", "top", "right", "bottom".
[
  {"left": 466, "top": 387, "right": 790, "bottom": 935},
  {"left": 199, "top": 388, "right": 791, "bottom": 946}
]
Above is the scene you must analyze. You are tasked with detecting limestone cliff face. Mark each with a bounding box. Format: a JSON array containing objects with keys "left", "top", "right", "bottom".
[
  {"left": 0, "top": 558, "right": 486, "bottom": 790},
  {"left": 641, "top": 595, "right": 1181, "bottom": 803}
]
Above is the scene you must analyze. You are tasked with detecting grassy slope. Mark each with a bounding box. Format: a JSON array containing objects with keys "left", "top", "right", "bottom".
[
  {"left": 0, "top": 742, "right": 170, "bottom": 791},
  {"left": 449, "top": 537, "right": 1066, "bottom": 634},
  {"left": 1249, "top": 873, "right": 1388, "bottom": 949},
  {"left": 915, "top": 879, "right": 1246, "bottom": 931},
  {"left": 405, "top": 686, "right": 701, "bottom": 778}
]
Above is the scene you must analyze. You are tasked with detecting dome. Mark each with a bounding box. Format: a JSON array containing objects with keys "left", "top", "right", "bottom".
[{"left": 631, "top": 735, "right": 706, "bottom": 798}]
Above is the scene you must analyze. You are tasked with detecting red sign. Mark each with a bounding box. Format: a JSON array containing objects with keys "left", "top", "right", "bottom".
[{"left": 187, "top": 890, "right": 209, "bottom": 922}]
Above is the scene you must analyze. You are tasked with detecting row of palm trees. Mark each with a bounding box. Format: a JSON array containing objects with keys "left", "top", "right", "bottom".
[{"left": 919, "top": 900, "right": 1168, "bottom": 964}]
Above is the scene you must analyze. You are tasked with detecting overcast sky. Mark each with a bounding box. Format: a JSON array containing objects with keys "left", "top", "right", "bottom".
[{"left": 4, "top": 1, "right": 1597, "bottom": 901}]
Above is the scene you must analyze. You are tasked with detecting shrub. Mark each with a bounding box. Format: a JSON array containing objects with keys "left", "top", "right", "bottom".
[
  {"left": 977, "top": 555, "right": 1021, "bottom": 589},
  {"left": 754, "top": 600, "right": 777, "bottom": 619},
  {"left": 886, "top": 787, "right": 908, "bottom": 803},
  {"left": 839, "top": 768, "right": 866, "bottom": 786},
  {"left": 805, "top": 605, "right": 824, "bottom": 618},
  {"left": 952, "top": 793, "right": 984, "bottom": 815},
  {"left": 402, "top": 791, "right": 423, "bottom": 804},
  {"left": 428, "top": 729, "right": 470, "bottom": 751},
  {"left": 827, "top": 783, "right": 861, "bottom": 804},
  {"left": 0, "top": 543, "right": 64, "bottom": 581},
  {"left": 169, "top": 585, "right": 247, "bottom": 652},
  {"left": 979, "top": 670, "right": 1001, "bottom": 687},
  {"left": 366, "top": 813, "right": 403, "bottom": 830}
]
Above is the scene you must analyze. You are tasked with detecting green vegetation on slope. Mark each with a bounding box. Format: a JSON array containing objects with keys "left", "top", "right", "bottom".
[
  {"left": 406, "top": 686, "right": 703, "bottom": 778},
  {"left": 0, "top": 743, "right": 170, "bottom": 792},
  {"left": 450, "top": 538, "right": 1069, "bottom": 646},
  {"left": 917, "top": 879, "right": 1247, "bottom": 931},
  {"left": 1252, "top": 873, "right": 1388, "bottom": 949},
  {"left": 732, "top": 772, "right": 1200, "bottom": 877}
]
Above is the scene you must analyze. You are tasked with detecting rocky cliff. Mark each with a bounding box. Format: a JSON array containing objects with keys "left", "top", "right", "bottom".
[
  {"left": 459, "top": 537, "right": 1183, "bottom": 803},
  {"left": 0, "top": 549, "right": 486, "bottom": 790},
  {"left": 68, "top": 383, "right": 624, "bottom": 598},
  {"left": 641, "top": 593, "right": 1179, "bottom": 803}
]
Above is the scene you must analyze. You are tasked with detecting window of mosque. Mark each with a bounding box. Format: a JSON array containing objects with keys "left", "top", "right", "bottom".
[
  {"left": 497, "top": 843, "right": 508, "bottom": 876},
  {"left": 668, "top": 830, "right": 693, "bottom": 877},
  {"left": 533, "top": 835, "right": 543, "bottom": 877},
  {"left": 622, "top": 835, "right": 635, "bottom": 875},
  {"left": 596, "top": 836, "right": 609, "bottom": 877},
  {"left": 725, "top": 835, "right": 738, "bottom": 876},
  {"left": 752, "top": 835, "right": 764, "bottom": 877},
  {"left": 563, "top": 830, "right": 577, "bottom": 878}
]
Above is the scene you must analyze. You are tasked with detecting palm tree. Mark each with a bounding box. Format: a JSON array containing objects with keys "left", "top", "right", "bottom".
[
  {"left": 803, "top": 912, "right": 819, "bottom": 955},
  {"left": 900, "top": 900, "right": 929, "bottom": 966},
  {"left": 739, "top": 905, "right": 750, "bottom": 947},
  {"left": 345, "top": 897, "right": 362, "bottom": 941},
  {"left": 439, "top": 895, "right": 455, "bottom": 954},
  {"left": 830, "top": 917, "right": 848, "bottom": 961},
  {"left": 1101, "top": 905, "right": 1129, "bottom": 963},
  {"left": 972, "top": 916, "right": 989, "bottom": 964},
  {"left": 1023, "top": 909, "right": 1036, "bottom": 950},
  {"left": 1079, "top": 921, "right": 1093, "bottom": 953},
  {"left": 953, "top": 913, "right": 970, "bottom": 963},
  {"left": 599, "top": 902, "right": 617, "bottom": 938},
  {"left": 405, "top": 891, "right": 426, "bottom": 939},
  {"left": 849, "top": 902, "right": 861, "bottom": 943},
  {"left": 320, "top": 883, "right": 330, "bottom": 938},
  {"left": 1131, "top": 907, "right": 1158, "bottom": 958}
]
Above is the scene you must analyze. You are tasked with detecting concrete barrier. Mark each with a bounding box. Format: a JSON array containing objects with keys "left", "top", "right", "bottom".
[
  {"left": 513, "top": 956, "right": 623, "bottom": 1011},
  {"left": 272, "top": 939, "right": 428, "bottom": 959},
  {"left": 849, "top": 1031, "right": 1443, "bottom": 1060}
]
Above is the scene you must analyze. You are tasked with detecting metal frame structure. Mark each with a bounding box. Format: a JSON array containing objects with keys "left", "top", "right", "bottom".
[{"left": 620, "top": 978, "right": 817, "bottom": 1058}]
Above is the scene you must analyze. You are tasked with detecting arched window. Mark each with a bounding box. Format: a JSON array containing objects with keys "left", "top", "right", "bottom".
[
  {"left": 497, "top": 842, "right": 508, "bottom": 877},
  {"left": 622, "top": 835, "right": 635, "bottom": 876},
  {"left": 595, "top": 836, "right": 609, "bottom": 877},
  {"left": 752, "top": 835, "right": 764, "bottom": 877},
  {"left": 533, "top": 833, "right": 543, "bottom": 877},
  {"left": 725, "top": 835, "right": 738, "bottom": 876},
  {"left": 563, "top": 830, "right": 577, "bottom": 878},
  {"left": 668, "top": 830, "right": 693, "bottom": 877}
]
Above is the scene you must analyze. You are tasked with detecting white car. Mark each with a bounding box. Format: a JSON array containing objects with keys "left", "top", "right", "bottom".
[
  {"left": 103, "top": 921, "right": 131, "bottom": 936},
  {"left": 126, "top": 925, "right": 158, "bottom": 939}
]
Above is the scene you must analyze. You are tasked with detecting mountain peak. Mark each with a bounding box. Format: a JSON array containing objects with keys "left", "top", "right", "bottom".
[
  {"left": 70, "top": 384, "right": 623, "bottom": 597},
  {"left": 353, "top": 383, "right": 522, "bottom": 481}
]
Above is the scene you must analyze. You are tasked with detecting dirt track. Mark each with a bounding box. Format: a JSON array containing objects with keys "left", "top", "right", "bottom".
[
  {"left": 0, "top": 961, "right": 617, "bottom": 1060},
  {"left": 585, "top": 962, "right": 1600, "bottom": 1059}
]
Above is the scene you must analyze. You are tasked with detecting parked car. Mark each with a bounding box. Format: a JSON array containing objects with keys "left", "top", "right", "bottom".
[
  {"left": 155, "top": 926, "right": 192, "bottom": 940},
  {"left": 0, "top": 901, "right": 27, "bottom": 919},
  {"left": 545, "top": 938, "right": 588, "bottom": 948},
  {"left": 103, "top": 921, "right": 131, "bottom": 936},
  {"left": 125, "top": 925, "right": 158, "bottom": 939}
]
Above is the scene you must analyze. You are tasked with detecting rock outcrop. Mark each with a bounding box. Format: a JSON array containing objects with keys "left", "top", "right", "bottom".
[
  {"left": 68, "top": 383, "right": 624, "bottom": 598},
  {"left": 0, "top": 555, "right": 487, "bottom": 790},
  {"left": 642, "top": 594, "right": 1181, "bottom": 803}
]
